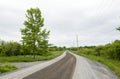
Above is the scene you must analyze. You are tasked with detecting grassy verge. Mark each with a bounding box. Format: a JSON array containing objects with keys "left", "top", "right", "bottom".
[
  {"left": 74, "top": 52, "right": 120, "bottom": 78},
  {"left": 0, "top": 63, "right": 17, "bottom": 74},
  {"left": 0, "top": 51, "right": 64, "bottom": 62},
  {"left": 0, "top": 51, "right": 63, "bottom": 74}
]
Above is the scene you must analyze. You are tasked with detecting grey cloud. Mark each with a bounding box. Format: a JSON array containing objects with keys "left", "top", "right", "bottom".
[{"left": 0, "top": 0, "right": 120, "bottom": 47}]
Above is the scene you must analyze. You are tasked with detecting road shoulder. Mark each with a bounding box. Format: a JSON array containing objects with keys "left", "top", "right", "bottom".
[{"left": 0, "top": 52, "right": 66, "bottom": 79}]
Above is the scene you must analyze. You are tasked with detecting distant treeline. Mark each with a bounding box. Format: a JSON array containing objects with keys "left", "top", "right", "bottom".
[
  {"left": 0, "top": 40, "right": 66, "bottom": 56},
  {"left": 0, "top": 41, "right": 47, "bottom": 56},
  {"left": 72, "top": 40, "right": 120, "bottom": 60}
]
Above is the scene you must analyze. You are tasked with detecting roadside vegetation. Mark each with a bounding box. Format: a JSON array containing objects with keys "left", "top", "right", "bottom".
[
  {"left": 0, "top": 50, "right": 64, "bottom": 74},
  {"left": 70, "top": 27, "right": 120, "bottom": 77},
  {"left": 0, "top": 8, "right": 50, "bottom": 57},
  {"left": 72, "top": 39, "right": 120, "bottom": 78},
  {"left": 0, "top": 63, "right": 17, "bottom": 74},
  {"left": 0, "top": 7, "right": 66, "bottom": 74},
  {"left": 0, "top": 51, "right": 64, "bottom": 63}
]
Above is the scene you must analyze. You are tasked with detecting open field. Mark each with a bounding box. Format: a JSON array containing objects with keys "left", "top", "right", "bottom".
[{"left": 0, "top": 51, "right": 63, "bottom": 63}]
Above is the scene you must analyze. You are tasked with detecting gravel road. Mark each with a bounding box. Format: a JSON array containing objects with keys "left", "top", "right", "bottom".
[
  {"left": 0, "top": 52, "right": 119, "bottom": 79},
  {"left": 11, "top": 61, "right": 46, "bottom": 69},
  {"left": 73, "top": 54, "right": 119, "bottom": 79},
  {"left": 23, "top": 52, "right": 76, "bottom": 79}
]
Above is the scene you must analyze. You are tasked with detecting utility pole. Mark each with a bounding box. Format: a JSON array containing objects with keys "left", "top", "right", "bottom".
[{"left": 76, "top": 34, "right": 79, "bottom": 51}]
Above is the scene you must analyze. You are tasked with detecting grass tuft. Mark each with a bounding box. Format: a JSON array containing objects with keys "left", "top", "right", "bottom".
[
  {"left": 0, "top": 63, "right": 17, "bottom": 73},
  {"left": 0, "top": 51, "right": 63, "bottom": 74}
]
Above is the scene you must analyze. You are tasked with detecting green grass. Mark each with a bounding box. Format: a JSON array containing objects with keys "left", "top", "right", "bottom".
[
  {"left": 0, "top": 51, "right": 63, "bottom": 74},
  {"left": 0, "top": 63, "right": 17, "bottom": 73},
  {"left": 0, "top": 51, "right": 63, "bottom": 63},
  {"left": 74, "top": 52, "right": 120, "bottom": 78}
]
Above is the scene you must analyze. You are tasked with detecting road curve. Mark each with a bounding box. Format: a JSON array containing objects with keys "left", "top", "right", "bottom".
[
  {"left": 23, "top": 52, "right": 76, "bottom": 79},
  {"left": 0, "top": 51, "right": 119, "bottom": 79}
]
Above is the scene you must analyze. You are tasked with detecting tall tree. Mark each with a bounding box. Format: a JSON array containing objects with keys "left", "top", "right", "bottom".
[{"left": 21, "top": 8, "right": 50, "bottom": 58}]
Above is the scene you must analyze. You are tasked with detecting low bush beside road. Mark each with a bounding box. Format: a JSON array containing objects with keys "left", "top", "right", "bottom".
[
  {"left": 0, "top": 51, "right": 63, "bottom": 63},
  {"left": 0, "top": 63, "right": 17, "bottom": 74}
]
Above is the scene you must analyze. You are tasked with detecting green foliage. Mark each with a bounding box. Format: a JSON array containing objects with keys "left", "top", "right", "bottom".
[
  {"left": 0, "top": 51, "right": 63, "bottom": 62},
  {"left": 0, "top": 41, "right": 21, "bottom": 56},
  {"left": 21, "top": 8, "right": 50, "bottom": 57},
  {"left": 49, "top": 46, "right": 58, "bottom": 51},
  {"left": 20, "top": 45, "right": 32, "bottom": 55},
  {"left": 106, "top": 40, "right": 120, "bottom": 60},
  {"left": 74, "top": 40, "right": 120, "bottom": 60},
  {"left": 116, "top": 27, "right": 120, "bottom": 31},
  {"left": 95, "top": 45, "right": 104, "bottom": 56},
  {"left": 73, "top": 40, "right": 120, "bottom": 78},
  {"left": 0, "top": 63, "right": 17, "bottom": 73},
  {"left": 49, "top": 46, "right": 66, "bottom": 51},
  {"left": 78, "top": 48, "right": 95, "bottom": 55}
]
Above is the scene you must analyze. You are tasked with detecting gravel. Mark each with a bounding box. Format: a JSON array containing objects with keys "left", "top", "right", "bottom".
[
  {"left": 23, "top": 52, "right": 76, "bottom": 79},
  {"left": 72, "top": 54, "right": 119, "bottom": 79},
  {"left": 11, "top": 61, "right": 46, "bottom": 69},
  {"left": 0, "top": 52, "right": 66, "bottom": 79}
]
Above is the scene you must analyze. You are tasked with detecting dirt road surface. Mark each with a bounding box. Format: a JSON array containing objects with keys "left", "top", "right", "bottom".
[
  {"left": 0, "top": 52, "right": 119, "bottom": 79},
  {"left": 73, "top": 54, "right": 119, "bottom": 79},
  {"left": 23, "top": 52, "right": 76, "bottom": 79}
]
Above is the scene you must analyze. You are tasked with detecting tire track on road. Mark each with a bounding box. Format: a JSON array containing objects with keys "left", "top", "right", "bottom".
[{"left": 23, "top": 52, "right": 76, "bottom": 79}]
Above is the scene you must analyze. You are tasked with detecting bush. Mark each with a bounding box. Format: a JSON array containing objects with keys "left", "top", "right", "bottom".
[
  {"left": 76, "top": 40, "right": 120, "bottom": 60},
  {"left": 0, "top": 63, "right": 17, "bottom": 73},
  {"left": 0, "top": 41, "right": 21, "bottom": 56}
]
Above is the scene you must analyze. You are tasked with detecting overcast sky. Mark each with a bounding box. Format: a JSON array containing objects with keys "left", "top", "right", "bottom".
[{"left": 0, "top": 0, "right": 120, "bottom": 47}]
